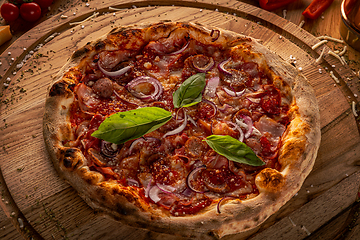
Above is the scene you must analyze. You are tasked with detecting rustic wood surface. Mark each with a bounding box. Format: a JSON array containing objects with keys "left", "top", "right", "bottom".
[{"left": 1, "top": 0, "right": 360, "bottom": 239}]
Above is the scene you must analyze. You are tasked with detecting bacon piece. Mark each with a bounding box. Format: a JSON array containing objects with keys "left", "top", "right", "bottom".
[
  {"left": 98, "top": 50, "right": 133, "bottom": 69},
  {"left": 211, "top": 120, "right": 238, "bottom": 139},
  {"left": 75, "top": 83, "right": 100, "bottom": 111},
  {"left": 254, "top": 115, "right": 286, "bottom": 154},
  {"left": 255, "top": 116, "right": 286, "bottom": 140}
]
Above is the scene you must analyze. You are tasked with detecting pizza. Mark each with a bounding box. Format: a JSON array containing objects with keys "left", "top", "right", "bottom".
[{"left": 43, "top": 21, "right": 321, "bottom": 238}]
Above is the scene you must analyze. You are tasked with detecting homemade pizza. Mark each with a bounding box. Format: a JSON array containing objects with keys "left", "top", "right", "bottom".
[{"left": 43, "top": 22, "right": 321, "bottom": 238}]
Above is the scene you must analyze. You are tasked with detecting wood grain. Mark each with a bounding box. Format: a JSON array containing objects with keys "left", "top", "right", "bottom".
[{"left": 0, "top": 0, "right": 360, "bottom": 239}]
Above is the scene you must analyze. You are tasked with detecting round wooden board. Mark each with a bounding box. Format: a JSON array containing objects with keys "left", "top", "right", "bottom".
[{"left": 1, "top": 0, "right": 360, "bottom": 239}]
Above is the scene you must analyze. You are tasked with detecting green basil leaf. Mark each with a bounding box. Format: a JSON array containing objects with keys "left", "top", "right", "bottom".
[
  {"left": 173, "top": 73, "right": 206, "bottom": 108},
  {"left": 91, "top": 107, "right": 172, "bottom": 144},
  {"left": 204, "top": 135, "right": 265, "bottom": 166}
]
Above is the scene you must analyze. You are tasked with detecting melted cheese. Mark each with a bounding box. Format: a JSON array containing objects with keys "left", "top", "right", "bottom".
[{"left": 0, "top": 26, "right": 12, "bottom": 46}]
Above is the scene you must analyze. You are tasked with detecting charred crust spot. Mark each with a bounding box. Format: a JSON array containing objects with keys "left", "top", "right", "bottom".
[
  {"left": 180, "top": 23, "right": 191, "bottom": 28},
  {"left": 111, "top": 187, "right": 121, "bottom": 195},
  {"left": 63, "top": 158, "right": 72, "bottom": 168},
  {"left": 65, "top": 148, "right": 77, "bottom": 158},
  {"left": 73, "top": 159, "right": 81, "bottom": 170},
  {"left": 253, "top": 216, "right": 259, "bottom": 222},
  {"left": 95, "top": 41, "right": 105, "bottom": 51},
  {"left": 72, "top": 48, "right": 87, "bottom": 59},
  {"left": 68, "top": 83, "right": 76, "bottom": 91},
  {"left": 85, "top": 177, "right": 93, "bottom": 184},
  {"left": 207, "top": 231, "right": 215, "bottom": 237},
  {"left": 116, "top": 203, "right": 129, "bottom": 215},
  {"left": 135, "top": 221, "right": 148, "bottom": 228},
  {"left": 244, "top": 225, "right": 250, "bottom": 229},
  {"left": 62, "top": 148, "right": 81, "bottom": 170},
  {"left": 49, "top": 81, "right": 67, "bottom": 96}
]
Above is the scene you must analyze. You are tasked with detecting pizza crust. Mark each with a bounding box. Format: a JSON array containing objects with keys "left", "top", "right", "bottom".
[{"left": 43, "top": 21, "right": 320, "bottom": 238}]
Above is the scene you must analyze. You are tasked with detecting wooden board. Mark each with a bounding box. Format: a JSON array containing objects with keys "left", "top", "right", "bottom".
[{"left": 1, "top": 0, "right": 360, "bottom": 239}]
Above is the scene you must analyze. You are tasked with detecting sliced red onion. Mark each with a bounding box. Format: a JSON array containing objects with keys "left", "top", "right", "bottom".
[
  {"left": 127, "top": 178, "right": 140, "bottom": 187},
  {"left": 126, "top": 76, "right": 164, "bottom": 101},
  {"left": 217, "top": 197, "right": 235, "bottom": 214},
  {"left": 181, "top": 188, "right": 194, "bottom": 197},
  {"left": 98, "top": 62, "right": 131, "bottom": 77},
  {"left": 235, "top": 115, "right": 253, "bottom": 139},
  {"left": 218, "top": 58, "right": 232, "bottom": 75},
  {"left": 223, "top": 87, "right": 246, "bottom": 97},
  {"left": 193, "top": 57, "right": 215, "bottom": 72},
  {"left": 128, "top": 137, "right": 160, "bottom": 154},
  {"left": 205, "top": 77, "right": 220, "bottom": 98},
  {"left": 186, "top": 165, "right": 207, "bottom": 193},
  {"left": 210, "top": 29, "right": 220, "bottom": 42},
  {"left": 145, "top": 180, "right": 152, "bottom": 198},
  {"left": 163, "top": 113, "right": 188, "bottom": 138},
  {"left": 218, "top": 104, "right": 234, "bottom": 114},
  {"left": 156, "top": 183, "right": 176, "bottom": 194},
  {"left": 225, "top": 121, "right": 245, "bottom": 142},
  {"left": 187, "top": 114, "right": 197, "bottom": 127},
  {"left": 169, "top": 41, "right": 190, "bottom": 55},
  {"left": 202, "top": 99, "right": 217, "bottom": 118},
  {"left": 149, "top": 185, "right": 162, "bottom": 203},
  {"left": 100, "top": 140, "right": 119, "bottom": 158},
  {"left": 246, "top": 97, "right": 261, "bottom": 104}
]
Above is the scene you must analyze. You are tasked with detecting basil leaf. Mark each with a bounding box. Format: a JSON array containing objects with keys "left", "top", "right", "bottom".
[
  {"left": 91, "top": 107, "right": 172, "bottom": 144},
  {"left": 173, "top": 73, "right": 206, "bottom": 108},
  {"left": 204, "top": 135, "right": 265, "bottom": 166}
]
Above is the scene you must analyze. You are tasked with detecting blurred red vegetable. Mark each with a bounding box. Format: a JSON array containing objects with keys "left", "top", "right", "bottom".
[
  {"left": 259, "top": 0, "right": 297, "bottom": 11},
  {"left": 20, "top": 2, "right": 41, "bottom": 22},
  {"left": 1, "top": 3, "right": 19, "bottom": 22},
  {"left": 302, "top": 0, "right": 335, "bottom": 20}
]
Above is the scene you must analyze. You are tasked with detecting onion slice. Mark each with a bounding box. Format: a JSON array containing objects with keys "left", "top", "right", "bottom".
[
  {"left": 169, "top": 41, "right": 190, "bottom": 55},
  {"left": 128, "top": 137, "right": 160, "bottom": 154},
  {"left": 193, "top": 57, "right": 215, "bottom": 72},
  {"left": 149, "top": 186, "right": 162, "bottom": 203},
  {"left": 225, "top": 121, "right": 245, "bottom": 142},
  {"left": 210, "top": 29, "right": 220, "bottom": 42},
  {"left": 98, "top": 62, "right": 131, "bottom": 77},
  {"left": 127, "top": 178, "right": 140, "bottom": 187},
  {"left": 145, "top": 180, "right": 152, "bottom": 198},
  {"left": 223, "top": 87, "right": 246, "bottom": 97},
  {"left": 235, "top": 115, "right": 253, "bottom": 139},
  {"left": 156, "top": 183, "right": 176, "bottom": 194},
  {"left": 202, "top": 99, "right": 217, "bottom": 119},
  {"left": 126, "top": 76, "right": 164, "bottom": 101},
  {"left": 163, "top": 113, "right": 188, "bottom": 138},
  {"left": 204, "top": 77, "right": 220, "bottom": 98},
  {"left": 217, "top": 197, "right": 235, "bottom": 214},
  {"left": 186, "top": 165, "right": 207, "bottom": 193},
  {"left": 218, "top": 58, "right": 232, "bottom": 75}
]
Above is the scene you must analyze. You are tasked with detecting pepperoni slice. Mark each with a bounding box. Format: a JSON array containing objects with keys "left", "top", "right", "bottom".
[{"left": 261, "top": 85, "right": 281, "bottom": 115}]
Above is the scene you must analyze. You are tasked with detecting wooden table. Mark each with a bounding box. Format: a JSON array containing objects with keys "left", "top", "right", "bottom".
[{"left": 1, "top": 0, "right": 360, "bottom": 239}]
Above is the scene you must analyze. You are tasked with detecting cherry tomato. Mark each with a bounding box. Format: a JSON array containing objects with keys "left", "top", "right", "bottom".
[
  {"left": 1, "top": 3, "right": 20, "bottom": 22},
  {"left": 34, "top": 0, "right": 53, "bottom": 9},
  {"left": 20, "top": 2, "right": 41, "bottom": 22}
]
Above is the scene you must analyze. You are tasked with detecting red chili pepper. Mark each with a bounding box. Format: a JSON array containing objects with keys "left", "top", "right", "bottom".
[
  {"left": 302, "top": 0, "right": 335, "bottom": 20},
  {"left": 259, "top": 0, "right": 297, "bottom": 11}
]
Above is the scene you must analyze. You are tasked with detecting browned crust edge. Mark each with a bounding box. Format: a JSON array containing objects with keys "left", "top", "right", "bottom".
[{"left": 43, "top": 21, "right": 321, "bottom": 239}]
